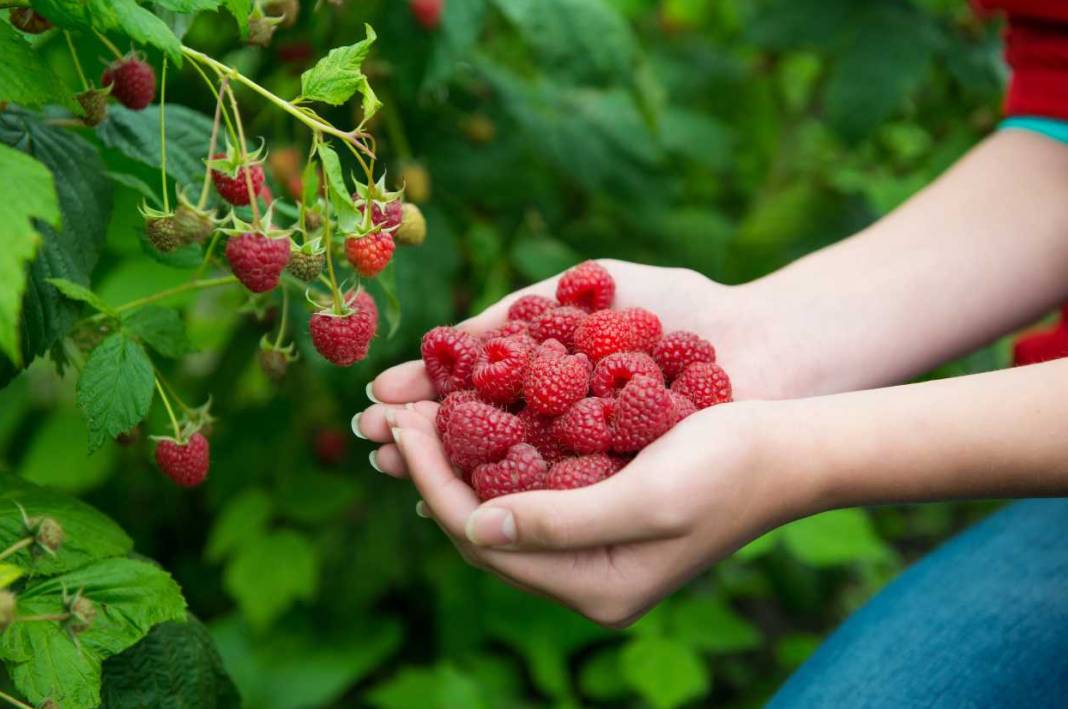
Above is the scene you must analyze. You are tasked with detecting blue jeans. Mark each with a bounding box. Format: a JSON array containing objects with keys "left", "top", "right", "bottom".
[{"left": 770, "top": 499, "right": 1068, "bottom": 708}]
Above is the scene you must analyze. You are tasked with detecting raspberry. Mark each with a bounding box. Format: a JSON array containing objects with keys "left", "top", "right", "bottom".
[
  {"left": 410, "top": 0, "right": 443, "bottom": 29},
  {"left": 671, "top": 362, "right": 732, "bottom": 409},
  {"left": 547, "top": 455, "right": 616, "bottom": 490},
  {"left": 518, "top": 408, "right": 568, "bottom": 464},
  {"left": 552, "top": 398, "right": 614, "bottom": 454},
  {"left": 226, "top": 233, "right": 291, "bottom": 292},
  {"left": 573, "top": 309, "right": 631, "bottom": 362},
  {"left": 310, "top": 291, "right": 378, "bottom": 366},
  {"left": 101, "top": 56, "right": 156, "bottom": 110},
  {"left": 173, "top": 203, "right": 215, "bottom": 244},
  {"left": 471, "top": 443, "right": 548, "bottom": 501},
  {"left": 287, "top": 249, "right": 325, "bottom": 281},
  {"left": 652, "top": 331, "right": 716, "bottom": 381},
  {"left": 77, "top": 88, "right": 108, "bottom": 127},
  {"left": 345, "top": 232, "right": 396, "bottom": 277},
  {"left": 612, "top": 376, "right": 675, "bottom": 452},
  {"left": 212, "top": 154, "right": 266, "bottom": 206},
  {"left": 10, "top": 8, "right": 52, "bottom": 33},
  {"left": 590, "top": 351, "right": 663, "bottom": 398},
  {"left": 32, "top": 517, "right": 64, "bottom": 552},
  {"left": 473, "top": 336, "right": 533, "bottom": 404},
  {"left": 508, "top": 294, "right": 557, "bottom": 322},
  {"left": 445, "top": 401, "right": 525, "bottom": 470},
  {"left": 556, "top": 260, "right": 615, "bottom": 312},
  {"left": 357, "top": 199, "right": 404, "bottom": 231},
  {"left": 259, "top": 348, "right": 290, "bottom": 381},
  {"left": 529, "top": 306, "right": 587, "bottom": 349},
  {"left": 396, "top": 203, "right": 427, "bottom": 246},
  {"left": 155, "top": 433, "right": 210, "bottom": 487},
  {"left": 670, "top": 390, "right": 698, "bottom": 422},
  {"left": 481, "top": 320, "right": 530, "bottom": 342},
  {"left": 436, "top": 390, "right": 484, "bottom": 435},
  {"left": 421, "top": 326, "right": 481, "bottom": 396},
  {"left": 313, "top": 427, "right": 348, "bottom": 467},
  {"left": 523, "top": 352, "right": 591, "bottom": 416},
  {"left": 622, "top": 307, "right": 663, "bottom": 352},
  {"left": 146, "top": 216, "right": 182, "bottom": 252},
  {"left": 535, "top": 338, "right": 568, "bottom": 359}
]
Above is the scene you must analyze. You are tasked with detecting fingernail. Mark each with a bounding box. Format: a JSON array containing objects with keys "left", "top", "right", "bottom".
[
  {"left": 391, "top": 428, "right": 403, "bottom": 448},
  {"left": 384, "top": 407, "right": 398, "bottom": 427},
  {"left": 415, "top": 500, "right": 430, "bottom": 518},
  {"left": 368, "top": 449, "right": 383, "bottom": 473},
  {"left": 465, "top": 507, "right": 516, "bottom": 547},
  {"left": 365, "top": 382, "right": 381, "bottom": 403},
  {"left": 351, "top": 413, "right": 367, "bottom": 439}
]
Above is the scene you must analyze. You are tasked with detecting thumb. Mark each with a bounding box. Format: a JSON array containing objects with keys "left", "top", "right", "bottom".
[{"left": 464, "top": 465, "right": 687, "bottom": 551}]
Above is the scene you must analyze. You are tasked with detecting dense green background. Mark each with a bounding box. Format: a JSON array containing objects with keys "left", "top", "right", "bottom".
[{"left": 1, "top": 0, "right": 1017, "bottom": 706}]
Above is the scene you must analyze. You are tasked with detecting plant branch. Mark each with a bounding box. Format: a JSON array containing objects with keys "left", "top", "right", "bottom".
[
  {"left": 159, "top": 57, "right": 170, "bottom": 213},
  {"left": 0, "top": 537, "right": 33, "bottom": 563},
  {"left": 0, "top": 689, "right": 35, "bottom": 709},
  {"left": 64, "top": 31, "right": 89, "bottom": 92},
  {"left": 154, "top": 376, "right": 182, "bottom": 439},
  {"left": 198, "top": 77, "right": 228, "bottom": 209},
  {"left": 87, "top": 276, "right": 237, "bottom": 322},
  {"left": 224, "top": 83, "right": 261, "bottom": 226}
]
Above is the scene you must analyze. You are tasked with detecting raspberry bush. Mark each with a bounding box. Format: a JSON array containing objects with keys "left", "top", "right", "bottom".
[{"left": 0, "top": 0, "right": 1011, "bottom": 707}]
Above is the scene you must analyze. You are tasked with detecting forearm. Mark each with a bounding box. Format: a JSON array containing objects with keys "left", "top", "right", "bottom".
[
  {"left": 743, "top": 129, "right": 1068, "bottom": 397},
  {"left": 776, "top": 359, "right": 1068, "bottom": 512}
]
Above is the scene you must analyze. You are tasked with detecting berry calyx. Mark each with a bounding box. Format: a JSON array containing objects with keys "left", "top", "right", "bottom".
[
  {"left": 472, "top": 443, "right": 548, "bottom": 501},
  {"left": 225, "top": 232, "right": 291, "bottom": 292},
  {"left": 421, "top": 326, "right": 480, "bottom": 396},
  {"left": 155, "top": 432, "right": 211, "bottom": 487},
  {"left": 101, "top": 55, "right": 156, "bottom": 110},
  {"left": 556, "top": 260, "right": 615, "bottom": 312}
]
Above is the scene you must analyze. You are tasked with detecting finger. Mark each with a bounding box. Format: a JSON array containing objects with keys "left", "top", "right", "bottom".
[
  {"left": 391, "top": 421, "right": 479, "bottom": 539},
  {"left": 369, "top": 444, "right": 407, "bottom": 478},
  {"left": 353, "top": 402, "right": 440, "bottom": 442},
  {"left": 369, "top": 361, "right": 437, "bottom": 404}
]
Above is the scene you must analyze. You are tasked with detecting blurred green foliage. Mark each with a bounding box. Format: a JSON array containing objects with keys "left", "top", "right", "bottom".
[{"left": 0, "top": 0, "right": 1013, "bottom": 706}]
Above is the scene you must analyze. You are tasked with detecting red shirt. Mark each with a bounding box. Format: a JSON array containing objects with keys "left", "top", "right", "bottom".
[{"left": 974, "top": 0, "right": 1068, "bottom": 118}]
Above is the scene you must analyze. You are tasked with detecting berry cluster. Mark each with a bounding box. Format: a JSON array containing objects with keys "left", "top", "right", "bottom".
[{"left": 421, "top": 261, "right": 732, "bottom": 501}]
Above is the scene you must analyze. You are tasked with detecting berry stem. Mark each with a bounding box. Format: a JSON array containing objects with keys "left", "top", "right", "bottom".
[
  {"left": 0, "top": 537, "right": 33, "bottom": 563},
  {"left": 224, "top": 83, "right": 261, "bottom": 226},
  {"left": 188, "top": 60, "right": 239, "bottom": 149},
  {"left": 193, "top": 229, "right": 223, "bottom": 280},
  {"left": 0, "top": 690, "right": 34, "bottom": 709},
  {"left": 317, "top": 138, "right": 344, "bottom": 314},
  {"left": 159, "top": 57, "right": 170, "bottom": 213},
  {"left": 85, "top": 276, "right": 237, "bottom": 324},
  {"left": 273, "top": 287, "right": 290, "bottom": 349},
  {"left": 155, "top": 376, "right": 183, "bottom": 440},
  {"left": 14, "top": 613, "right": 72, "bottom": 624},
  {"left": 198, "top": 77, "right": 228, "bottom": 210},
  {"left": 93, "top": 30, "right": 125, "bottom": 61},
  {"left": 64, "top": 31, "right": 89, "bottom": 92},
  {"left": 157, "top": 373, "right": 195, "bottom": 416}
]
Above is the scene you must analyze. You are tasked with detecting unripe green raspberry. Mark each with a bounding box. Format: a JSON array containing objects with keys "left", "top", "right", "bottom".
[
  {"left": 77, "top": 89, "right": 109, "bottom": 127},
  {"left": 286, "top": 250, "right": 325, "bottom": 281},
  {"left": 67, "top": 596, "right": 96, "bottom": 634},
  {"left": 396, "top": 203, "right": 427, "bottom": 246},
  {"left": 173, "top": 204, "right": 215, "bottom": 244},
  {"left": 146, "top": 216, "right": 182, "bottom": 252},
  {"left": 33, "top": 517, "right": 64, "bottom": 553}
]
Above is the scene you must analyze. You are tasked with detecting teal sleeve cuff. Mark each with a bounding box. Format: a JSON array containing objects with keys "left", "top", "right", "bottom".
[{"left": 1000, "top": 116, "right": 1068, "bottom": 145}]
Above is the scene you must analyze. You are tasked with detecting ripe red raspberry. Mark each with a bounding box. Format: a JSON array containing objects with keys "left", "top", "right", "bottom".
[
  {"left": 472, "top": 443, "right": 548, "bottom": 501},
  {"left": 622, "top": 307, "right": 663, "bottom": 352},
  {"left": 524, "top": 352, "right": 591, "bottom": 416},
  {"left": 547, "top": 454, "right": 616, "bottom": 490},
  {"left": 313, "top": 427, "right": 348, "bottom": 467},
  {"left": 421, "top": 326, "right": 480, "bottom": 396},
  {"left": 445, "top": 401, "right": 525, "bottom": 471},
  {"left": 357, "top": 199, "right": 404, "bottom": 231},
  {"left": 518, "top": 408, "right": 568, "bottom": 464},
  {"left": 211, "top": 154, "right": 266, "bottom": 206},
  {"left": 671, "top": 362, "right": 732, "bottom": 409},
  {"left": 345, "top": 232, "right": 396, "bottom": 277},
  {"left": 573, "top": 309, "right": 631, "bottom": 362},
  {"left": 612, "top": 375, "right": 675, "bottom": 452},
  {"left": 652, "top": 331, "right": 716, "bottom": 381},
  {"left": 508, "top": 294, "right": 557, "bottom": 322},
  {"left": 529, "top": 306, "right": 587, "bottom": 350},
  {"left": 101, "top": 56, "right": 156, "bottom": 110},
  {"left": 552, "top": 398, "right": 614, "bottom": 454},
  {"left": 590, "top": 351, "right": 663, "bottom": 398},
  {"left": 669, "top": 390, "right": 698, "bottom": 422},
  {"left": 481, "top": 320, "right": 531, "bottom": 343},
  {"left": 556, "top": 260, "right": 615, "bottom": 312},
  {"left": 310, "top": 292, "right": 378, "bottom": 366},
  {"left": 10, "top": 8, "right": 52, "bottom": 34},
  {"left": 226, "top": 233, "right": 291, "bottom": 293},
  {"left": 410, "top": 0, "right": 443, "bottom": 29},
  {"left": 535, "top": 338, "right": 568, "bottom": 359},
  {"left": 436, "top": 390, "right": 483, "bottom": 435},
  {"left": 155, "top": 433, "right": 210, "bottom": 487},
  {"left": 473, "top": 336, "right": 533, "bottom": 404}
]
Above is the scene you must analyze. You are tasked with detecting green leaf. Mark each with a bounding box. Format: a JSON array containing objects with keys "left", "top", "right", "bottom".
[
  {"left": 100, "top": 617, "right": 241, "bottom": 709},
  {"left": 87, "top": 0, "right": 183, "bottom": 62},
  {"left": 205, "top": 488, "right": 273, "bottom": 563},
  {"left": 579, "top": 647, "right": 629, "bottom": 702},
  {"left": 300, "top": 159, "right": 319, "bottom": 207},
  {"left": 153, "top": 0, "right": 223, "bottom": 11},
  {"left": 18, "top": 408, "right": 117, "bottom": 494},
  {"left": 0, "top": 109, "right": 112, "bottom": 386},
  {"left": 97, "top": 104, "right": 216, "bottom": 192},
  {"left": 316, "top": 143, "right": 358, "bottom": 232},
  {"left": 299, "top": 25, "right": 382, "bottom": 121},
  {"left": 782, "top": 509, "right": 891, "bottom": 567},
  {"left": 0, "top": 558, "right": 187, "bottom": 709},
  {"left": 0, "top": 143, "right": 59, "bottom": 366},
  {"left": 368, "top": 663, "right": 488, "bottom": 709},
  {"left": 0, "top": 22, "right": 78, "bottom": 112},
  {"left": 0, "top": 563, "right": 23, "bottom": 588},
  {"left": 44, "top": 278, "right": 117, "bottom": 317},
  {"left": 423, "top": 0, "right": 490, "bottom": 88},
  {"left": 375, "top": 262, "right": 401, "bottom": 338},
  {"left": 123, "top": 306, "right": 192, "bottom": 358},
  {"left": 667, "top": 595, "right": 762, "bottom": 654},
  {"left": 223, "top": 529, "right": 318, "bottom": 631},
  {"left": 0, "top": 475, "right": 132, "bottom": 576},
  {"left": 509, "top": 235, "right": 580, "bottom": 282},
  {"left": 76, "top": 333, "right": 155, "bottom": 453},
  {"left": 733, "top": 529, "right": 781, "bottom": 560},
  {"left": 619, "top": 636, "right": 710, "bottom": 709},
  {"left": 775, "top": 632, "right": 822, "bottom": 670},
  {"left": 222, "top": 0, "right": 250, "bottom": 37}
]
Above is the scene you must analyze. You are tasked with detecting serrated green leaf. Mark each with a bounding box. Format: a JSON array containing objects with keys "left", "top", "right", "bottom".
[
  {"left": 782, "top": 509, "right": 891, "bottom": 567},
  {"left": 205, "top": 488, "right": 273, "bottom": 563},
  {"left": 619, "top": 636, "right": 710, "bottom": 709},
  {"left": 0, "top": 22, "right": 78, "bottom": 112},
  {"left": 0, "top": 563, "right": 23, "bottom": 589},
  {"left": 301, "top": 158, "right": 319, "bottom": 207},
  {"left": 317, "top": 143, "right": 358, "bottom": 232},
  {"left": 368, "top": 664, "right": 487, "bottom": 709},
  {"left": 123, "top": 305, "right": 192, "bottom": 358},
  {"left": 0, "top": 143, "right": 58, "bottom": 366},
  {"left": 87, "top": 0, "right": 183, "bottom": 62},
  {"left": 222, "top": 0, "right": 250, "bottom": 37},
  {"left": 153, "top": 0, "right": 223, "bottom": 11},
  {"left": 0, "top": 475, "right": 132, "bottom": 576},
  {"left": 223, "top": 529, "right": 318, "bottom": 631},
  {"left": 98, "top": 104, "right": 216, "bottom": 191},
  {"left": 76, "top": 333, "right": 155, "bottom": 453},
  {"left": 100, "top": 617, "right": 240, "bottom": 709},
  {"left": 0, "top": 558, "right": 187, "bottom": 709},
  {"left": 45, "top": 278, "right": 116, "bottom": 316},
  {"left": 299, "top": 25, "right": 381, "bottom": 120},
  {"left": 667, "top": 595, "right": 762, "bottom": 654}
]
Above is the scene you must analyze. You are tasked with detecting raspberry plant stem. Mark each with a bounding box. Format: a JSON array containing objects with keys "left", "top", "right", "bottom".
[
  {"left": 224, "top": 83, "right": 261, "bottom": 226},
  {"left": 84, "top": 276, "right": 238, "bottom": 325},
  {"left": 64, "top": 31, "right": 89, "bottom": 92},
  {"left": 193, "top": 229, "right": 223, "bottom": 280},
  {"left": 14, "top": 613, "right": 71, "bottom": 624},
  {"left": 159, "top": 57, "right": 170, "bottom": 213},
  {"left": 93, "top": 30, "right": 125, "bottom": 61},
  {"left": 0, "top": 537, "right": 33, "bottom": 563},
  {"left": 154, "top": 377, "right": 183, "bottom": 440},
  {"left": 198, "top": 77, "right": 228, "bottom": 209},
  {"left": 316, "top": 136, "right": 344, "bottom": 314},
  {"left": 274, "top": 287, "right": 290, "bottom": 348},
  {"left": 0, "top": 689, "right": 34, "bottom": 709},
  {"left": 188, "top": 60, "right": 239, "bottom": 149}
]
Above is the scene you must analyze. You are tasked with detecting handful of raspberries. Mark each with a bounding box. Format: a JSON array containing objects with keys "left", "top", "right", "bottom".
[{"left": 420, "top": 261, "right": 733, "bottom": 501}]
